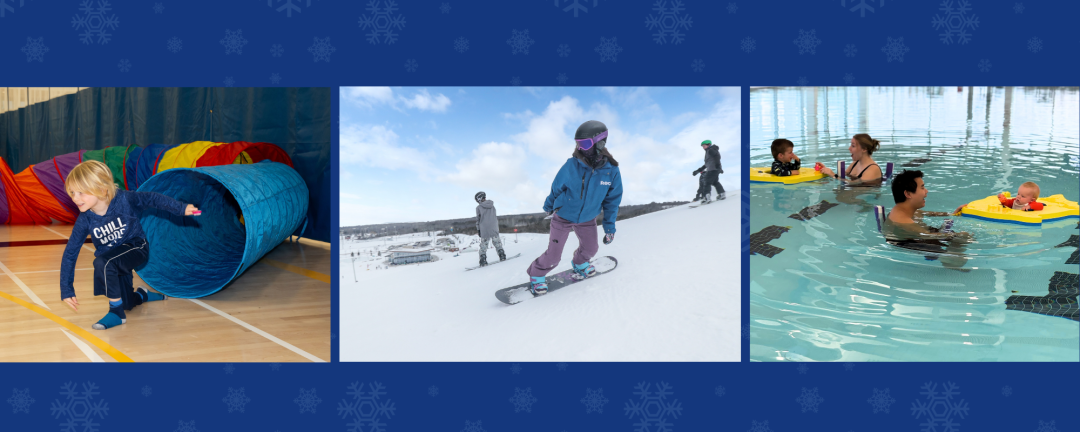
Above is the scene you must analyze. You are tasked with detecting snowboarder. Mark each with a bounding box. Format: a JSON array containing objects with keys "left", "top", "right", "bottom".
[
  {"left": 526, "top": 120, "right": 623, "bottom": 295},
  {"left": 692, "top": 166, "right": 707, "bottom": 201},
  {"left": 695, "top": 139, "right": 725, "bottom": 202},
  {"left": 474, "top": 191, "right": 507, "bottom": 267}
]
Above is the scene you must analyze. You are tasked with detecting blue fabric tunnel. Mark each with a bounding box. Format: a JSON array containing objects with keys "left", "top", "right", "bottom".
[{"left": 135, "top": 161, "right": 309, "bottom": 298}]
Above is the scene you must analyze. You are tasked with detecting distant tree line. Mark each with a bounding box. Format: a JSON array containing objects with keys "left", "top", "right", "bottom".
[{"left": 341, "top": 201, "right": 688, "bottom": 239}]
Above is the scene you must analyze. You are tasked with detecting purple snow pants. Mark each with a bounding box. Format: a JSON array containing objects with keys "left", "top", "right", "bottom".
[{"left": 526, "top": 215, "right": 599, "bottom": 277}]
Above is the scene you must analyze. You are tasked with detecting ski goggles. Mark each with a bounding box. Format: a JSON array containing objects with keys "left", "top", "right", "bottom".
[{"left": 575, "top": 130, "right": 608, "bottom": 151}]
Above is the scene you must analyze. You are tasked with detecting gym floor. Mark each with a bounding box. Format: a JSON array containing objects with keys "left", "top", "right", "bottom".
[{"left": 0, "top": 225, "right": 331, "bottom": 363}]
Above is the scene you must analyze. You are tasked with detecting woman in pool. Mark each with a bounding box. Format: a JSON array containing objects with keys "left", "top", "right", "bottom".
[{"left": 817, "top": 134, "right": 884, "bottom": 186}]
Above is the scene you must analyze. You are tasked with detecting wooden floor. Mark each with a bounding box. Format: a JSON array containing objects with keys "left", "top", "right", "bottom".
[{"left": 0, "top": 224, "right": 330, "bottom": 362}]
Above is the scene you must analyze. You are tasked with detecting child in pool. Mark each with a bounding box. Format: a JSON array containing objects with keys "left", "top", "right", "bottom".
[
  {"left": 59, "top": 160, "right": 199, "bottom": 330},
  {"left": 770, "top": 139, "right": 801, "bottom": 176},
  {"left": 997, "top": 182, "right": 1044, "bottom": 211}
]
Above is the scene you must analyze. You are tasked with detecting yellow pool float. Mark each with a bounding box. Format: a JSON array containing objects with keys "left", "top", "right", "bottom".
[
  {"left": 749, "top": 167, "right": 825, "bottom": 184},
  {"left": 961, "top": 193, "right": 1079, "bottom": 226}
]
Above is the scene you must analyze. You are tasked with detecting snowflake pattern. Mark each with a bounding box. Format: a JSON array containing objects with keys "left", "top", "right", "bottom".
[
  {"left": 507, "top": 29, "right": 535, "bottom": 54},
  {"left": 174, "top": 420, "right": 199, "bottom": 432},
  {"left": 358, "top": 1, "right": 406, "bottom": 45},
  {"left": 645, "top": 1, "right": 692, "bottom": 45},
  {"left": 796, "top": 363, "right": 809, "bottom": 374},
  {"left": 294, "top": 388, "right": 322, "bottom": 414},
  {"left": 581, "top": 388, "right": 608, "bottom": 413},
  {"left": 868, "top": 388, "right": 895, "bottom": 413},
  {"left": 461, "top": 420, "right": 486, "bottom": 432},
  {"left": 1013, "top": 3, "right": 1024, "bottom": 14},
  {"left": 308, "top": 37, "right": 337, "bottom": 62},
  {"left": 557, "top": 44, "right": 570, "bottom": 57},
  {"left": 1001, "top": 386, "right": 1012, "bottom": 397},
  {"left": 510, "top": 76, "right": 522, "bottom": 86},
  {"left": 220, "top": 30, "right": 247, "bottom": 54},
  {"left": 624, "top": 382, "right": 682, "bottom": 432},
  {"left": 271, "top": 44, "right": 284, "bottom": 57},
  {"left": 167, "top": 37, "right": 182, "bottom": 53},
  {"left": 1027, "top": 37, "right": 1042, "bottom": 53},
  {"left": 222, "top": 388, "right": 250, "bottom": 413},
  {"left": 557, "top": 0, "right": 598, "bottom": 18},
  {"left": 117, "top": 59, "right": 131, "bottom": 72},
  {"left": 881, "top": 37, "right": 910, "bottom": 62},
  {"left": 440, "top": 3, "right": 450, "bottom": 13},
  {"left": 978, "top": 59, "right": 991, "bottom": 72},
  {"left": 51, "top": 382, "right": 108, "bottom": 431},
  {"left": 748, "top": 420, "right": 773, "bottom": 432},
  {"left": 844, "top": 73, "right": 855, "bottom": 84},
  {"left": 509, "top": 387, "right": 537, "bottom": 413},
  {"left": 911, "top": 382, "right": 969, "bottom": 432},
  {"left": 510, "top": 363, "right": 522, "bottom": 374},
  {"left": 843, "top": 362, "right": 854, "bottom": 371},
  {"left": 338, "top": 382, "right": 395, "bottom": 432},
  {"left": 72, "top": 1, "right": 119, "bottom": 45},
  {"left": 141, "top": 386, "right": 152, "bottom": 397},
  {"left": 741, "top": 37, "right": 756, "bottom": 53},
  {"left": 454, "top": 37, "right": 470, "bottom": 53},
  {"left": 270, "top": 0, "right": 313, "bottom": 18},
  {"left": 270, "top": 363, "right": 282, "bottom": 371},
  {"left": 796, "top": 387, "right": 824, "bottom": 413},
  {"left": 428, "top": 386, "right": 438, "bottom": 397},
  {"left": 595, "top": 37, "right": 623, "bottom": 62},
  {"left": 727, "top": 3, "right": 737, "bottom": 14},
  {"left": 715, "top": 385, "right": 726, "bottom": 397},
  {"left": 793, "top": 29, "right": 821, "bottom": 54},
  {"left": 843, "top": 0, "right": 884, "bottom": 18},
  {"left": 223, "top": 364, "right": 236, "bottom": 374},
  {"left": 153, "top": 2, "right": 163, "bottom": 14},
  {"left": 2, "top": 0, "right": 27, "bottom": 18},
  {"left": 8, "top": 388, "right": 34, "bottom": 413},
  {"left": 404, "top": 59, "right": 418, "bottom": 72},
  {"left": 21, "top": 37, "right": 48, "bottom": 62},
  {"left": 223, "top": 76, "right": 235, "bottom": 87},
  {"left": 691, "top": 59, "right": 704, "bottom": 72},
  {"left": 844, "top": 44, "right": 857, "bottom": 57},
  {"left": 556, "top": 73, "right": 568, "bottom": 84},
  {"left": 1034, "top": 420, "right": 1059, "bottom": 432},
  {"left": 270, "top": 73, "right": 282, "bottom": 84},
  {"left": 932, "top": 1, "right": 979, "bottom": 45}
]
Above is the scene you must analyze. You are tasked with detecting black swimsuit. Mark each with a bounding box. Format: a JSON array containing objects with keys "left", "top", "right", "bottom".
[{"left": 848, "top": 161, "right": 879, "bottom": 179}]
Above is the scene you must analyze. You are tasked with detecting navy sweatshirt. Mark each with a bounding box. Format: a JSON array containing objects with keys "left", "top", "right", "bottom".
[{"left": 60, "top": 189, "right": 186, "bottom": 299}]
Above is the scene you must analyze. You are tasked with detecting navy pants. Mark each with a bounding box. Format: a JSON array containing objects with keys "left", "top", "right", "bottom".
[
  {"left": 93, "top": 238, "right": 149, "bottom": 311},
  {"left": 704, "top": 170, "right": 725, "bottom": 195}
]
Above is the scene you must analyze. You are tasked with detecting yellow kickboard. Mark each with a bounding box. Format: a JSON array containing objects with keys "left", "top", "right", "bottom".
[
  {"left": 961, "top": 194, "right": 1079, "bottom": 226},
  {"left": 749, "top": 166, "right": 825, "bottom": 184}
]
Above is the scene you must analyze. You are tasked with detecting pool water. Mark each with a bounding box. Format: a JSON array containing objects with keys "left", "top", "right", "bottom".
[{"left": 749, "top": 87, "right": 1079, "bottom": 362}]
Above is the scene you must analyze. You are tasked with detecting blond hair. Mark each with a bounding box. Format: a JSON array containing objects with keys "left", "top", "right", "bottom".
[
  {"left": 1020, "top": 181, "right": 1041, "bottom": 200},
  {"left": 65, "top": 160, "right": 117, "bottom": 204}
]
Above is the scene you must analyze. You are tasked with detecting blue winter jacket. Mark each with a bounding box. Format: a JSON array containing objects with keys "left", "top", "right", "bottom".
[{"left": 543, "top": 156, "right": 623, "bottom": 233}]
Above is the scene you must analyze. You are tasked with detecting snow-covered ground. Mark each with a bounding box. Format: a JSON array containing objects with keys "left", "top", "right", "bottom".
[{"left": 340, "top": 192, "right": 741, "bottom": 361}]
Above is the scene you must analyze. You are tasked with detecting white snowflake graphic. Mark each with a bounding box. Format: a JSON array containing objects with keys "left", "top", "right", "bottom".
[
  {"left": 1027, "top": 37, "right": 1042, "bottom": 53},
  {"left": 868, "top": 388, "right": 895, "bottom": 413},
  {"left": 117, "top": 59, "right": 131, "bottom": 72},
  {"left": 557, "top": 0, "right": 598, "bottom": 18},
  {"left": 270, "top": 73, "right": 282, "bottom": 84},
  {"left": 881, "top": 37, "right": 910, "bottom": 62},
  {"left": 557, "top": 44, "right": 570, "bottom": 57},
  {"left": 153, "top": 2, "right": 163, "bottom": 14},
  {"left": 1001, "top": 386, "right": 1012, "bottom": 397},
  {"left": 507, "top": 29, "right": 535, "bottom": 54},
  {"left": 793, "top": 29, "right": 821, "bottom": 54},
  {"left": 222, "top": 387, "right": 250, "bottom": 413},
  {"left": 461, "top": 420, "right": 486, "bottom": 432},
  {"left": 510, "top": 363, "right": 522, "bottom": 374},
  {"left": 141, "top": 386, "right": 152, "bottom": 397},
  {"left": 8, "top": 388, "right": 34, "bottom": 413},
  {"left": 51, "top": 382, "right": 108, "bottom": 432},
  {"left": 271, "top": 44, "right": 284, "bottom": 57},
  {"left": 796, "top": 363, "right": 809, "bottom": 374},
  {"left": 691, "top": 59, "right": 704, "bottom": 72},
  {"left": 715, "top": 385, "right": 725, "bottom": 397},
  {"left": 978, "top": 59, "right": 991, "bottom": 72},
  {"left": 556, "top": 73, "right": 568, "bottom": 84},
  {"left": 294, "top": 388, "right": 321, "bottom": 414},
  {"left": 339, "top": 382, "right": 395, "bottom": 432},
  {"left": 224, "top": 76, "right": 235, "bottom": 87},
  {"left": 454, "top": 37, "right": 470, "bottom": 53},
  {"left": 727, "top": 3, "right": 737, "bottom": 14},
  {"left": 440, "top": 3, "right": 450, "bottom": 14},
  {"left": 843, "top": 0, "right": 884, "bottom": 18},
  {"left": 624, "top": 382, "right": 682, "bottom": 432},
  {"left": 510, "top": 76, "right": 522, "bottom": 86},
  {"left": 932, "top": 1, "right": 979, "bottom": 45},
  {"left": 72, "top": 1, "right": 120, "bottom": 45},
  {"left": 843, "top": 362, "right": 854, "bottom": 371},
  {"left": 270, "top": 363, "right": 282, "bottom": 371},
  {"left": 1013, "top": 3, "right": 1024, "bottom": 14},
  {"left": 174, "top": 420, "right": 198, "bottom": 432},
  {"left": 358, "top": 1, "right": 406, "bottom": 45},
  {"left": 645, "top": 1, "right": 692, "bottom": 45},
  {"left": 741, "top": 36, "right": 756, "bottom": 53},
  {"left": 270, "top": 0, "right": 313, "bottom": 18},
  {"left": 910, "top": 382, "right": 969, "bottom": 432},
  {"left": 220, "top": 30, "right": 247, "bottom": 54},
  {"left": 509, "top": 387, "right": 537, "bottom": 413},
  {"left": 844, "top": 44, "right": 857, "bottom": 57},
  {"left": 167, "top": 37, "right": 182, "bottom": 53},
  {"left": 581, "top": 388, "right": 608, "bottom": 413},
  {"left": 21, "top": 37, "right": 48, "bottom": 62},
  {"left": 428, "top": 386, "right": 438, "bottom": 397},
  {"left": 2, "top": 0, "right": 27, "bottom": 18},
  {"left": 1034, "top": 420, "right": 1059, "bottom": 432},
  {"left": 595, "top": 37, "right": 623, "bottom": 62},
  {"left": 844, "top": 73, "right": 855, "bottom": 84},
  {"left": 796, "top": 387, "right": 824, "bottom": 413},
  {"left": 308, "top": 37, "right": 336, "bottom": 62},
  {"left": 748, "top": 420, "right": 773, "bottom": 432},
  {"left": 404, "top": 59, "right": 418, "bottom": 72},
  {"left": 223, "top": 363, "right": 236, "bottom": 374}
]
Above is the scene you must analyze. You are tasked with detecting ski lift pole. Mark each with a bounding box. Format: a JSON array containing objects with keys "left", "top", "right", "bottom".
[{"left": 352, "top": 257, "right": 358, "bottom": 282}]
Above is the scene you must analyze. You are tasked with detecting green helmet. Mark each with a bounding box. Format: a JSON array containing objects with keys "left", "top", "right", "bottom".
[{"left": 701, "top": 140, "right": 712, "bottom": 146}]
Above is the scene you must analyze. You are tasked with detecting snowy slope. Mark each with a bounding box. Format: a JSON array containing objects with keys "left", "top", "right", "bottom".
[{"left": 340, "top": 192, "right": 741, "bottom": 361}]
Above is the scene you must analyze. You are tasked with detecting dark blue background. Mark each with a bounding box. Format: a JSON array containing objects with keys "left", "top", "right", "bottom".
[{"left": 3, "top": 1, "right": 1077, "bottom": 431}]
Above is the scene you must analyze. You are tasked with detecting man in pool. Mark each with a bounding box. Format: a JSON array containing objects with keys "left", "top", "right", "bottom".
[{"left": 885, "top": 170, "right": 972, "bottom": 269}]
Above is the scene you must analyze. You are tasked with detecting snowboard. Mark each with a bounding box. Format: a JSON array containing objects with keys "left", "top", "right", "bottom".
[
  {"left": 465, "top": 253, "right": 522, "bottom": 271},
  {"left": 495, "top": 256, "right": 618, "bottom": 305},
  {"left": 689, "top": 191, "right": 737, "bottom": 208}
]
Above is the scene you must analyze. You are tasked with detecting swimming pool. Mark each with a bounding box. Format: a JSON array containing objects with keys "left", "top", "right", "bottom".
[{"left": 749, "top": 87, "right": 1079, "bottom": 362}]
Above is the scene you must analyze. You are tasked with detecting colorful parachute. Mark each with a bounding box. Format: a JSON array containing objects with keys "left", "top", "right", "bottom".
[{"left": 0, "top": 141, "right": 293, "bottom": 225}]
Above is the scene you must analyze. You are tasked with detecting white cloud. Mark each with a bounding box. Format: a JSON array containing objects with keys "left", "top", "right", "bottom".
[
  {"left": 341, "top": 87, "right": 452, "bottom": 113},
  {"left": 339, "top": 123, "right": 438, "bottom": 174},
  {"left": 400, "top": 89, "right": 452, "bottom": 112},
  {"left": 341, "top": 87, "right": 394, "bottom": 108},
  {"left": 440, "top": 142, "right": 528, "bottom": 189}
]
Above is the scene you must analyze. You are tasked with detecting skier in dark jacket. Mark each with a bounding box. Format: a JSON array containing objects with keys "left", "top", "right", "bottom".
[
  {"left": 694, "top": 140, "right": 725, "bottom": 202},
  {"left": 474, "top": 191, "right": 506, "bottom": 267}
]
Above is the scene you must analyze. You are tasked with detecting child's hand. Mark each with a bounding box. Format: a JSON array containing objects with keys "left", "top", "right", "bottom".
[
  {"left": 1022, "top": 203, "right": 1030, "bottom": 211},
  {"left": 952, "top": 204, "right": 967, "bottom": 215},
  {"left": 791, "top": 169, "right": 800, "bottom": 175},
  {"left": 792, "top": 154, "right": 801, "bottom": 162},
  {"left": 185, "top": 204, "right": 200, "bottom": 216},
  {"left": 997, "top": 193, "right": 1007, "bottom": 203},
  {"left": 63, "top": 296, "right": 79, "bottom": 311}
]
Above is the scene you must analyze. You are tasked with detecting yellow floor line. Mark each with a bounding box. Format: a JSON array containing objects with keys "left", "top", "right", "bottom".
[
  {"left": 0, "top": 289, "right": 133, "bottom": 362},
  {"left": 261, "top": 258, "right": 331, "bottom": 284}
]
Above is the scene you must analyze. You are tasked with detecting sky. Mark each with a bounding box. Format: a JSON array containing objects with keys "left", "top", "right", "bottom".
[{"left": 340, "top": 86, "right": 741, "bottom": 226}]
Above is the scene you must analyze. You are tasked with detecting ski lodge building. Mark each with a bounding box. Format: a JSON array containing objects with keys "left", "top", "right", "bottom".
[{"left": 389, "top": 248, "right": 432, "bottom": 265}]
